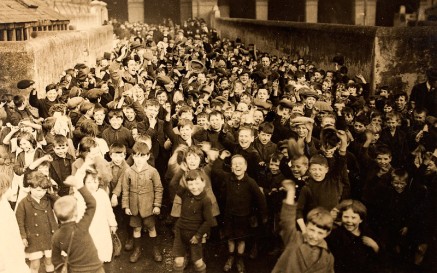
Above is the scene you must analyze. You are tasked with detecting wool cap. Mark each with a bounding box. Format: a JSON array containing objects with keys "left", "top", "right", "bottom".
[{"left": 17, "top": 79, "right": 35, "bottom": 89}]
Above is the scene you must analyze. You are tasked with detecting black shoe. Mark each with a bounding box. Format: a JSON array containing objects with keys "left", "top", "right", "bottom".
[
  {"left": 125, "top": 237, "right": 134, "bottom": 251},
  {"left": 153, "top": 246, "right": 163, "bottom": 262},
  {"left": 129, "top": 247, "right": 141, "bottom": 263},
  {"left": 223, "top": 256, "right": 234, "bottom": 272}
]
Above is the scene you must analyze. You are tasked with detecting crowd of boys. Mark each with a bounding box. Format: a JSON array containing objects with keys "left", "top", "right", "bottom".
[{"left": 0, "top": 17, "right": 436, "bottom": 273}]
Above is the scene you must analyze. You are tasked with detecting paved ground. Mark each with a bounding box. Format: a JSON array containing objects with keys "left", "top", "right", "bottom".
[{"left": 103, "top": 220, "right": 279, "bottom": 273}]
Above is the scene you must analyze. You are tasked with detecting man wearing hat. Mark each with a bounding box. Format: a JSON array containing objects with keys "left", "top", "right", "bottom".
[{"left": 410, "top": 68, "right": 437, "bottom": 116}]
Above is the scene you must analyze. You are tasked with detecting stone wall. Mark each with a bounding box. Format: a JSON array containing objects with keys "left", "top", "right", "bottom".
[
  {"left": 0, "top": 25, "right": 113, "bottom": 96},
  {"left": 214, "top": 17, "right": 437, "bottom": 95}
]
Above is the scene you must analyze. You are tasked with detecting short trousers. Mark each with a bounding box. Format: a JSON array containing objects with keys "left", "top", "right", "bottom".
[
  {"left": 26, "top": 249, "right": 52, "bottom": 260},
  {"left": 130, "top": 215, "right": 156, "bottom": 230},
  {"left": 172, "top": 227, "right": 203, "bottom": 262},
  {"left": 223, "top": 215, "right": 250, "bottom": 241}
]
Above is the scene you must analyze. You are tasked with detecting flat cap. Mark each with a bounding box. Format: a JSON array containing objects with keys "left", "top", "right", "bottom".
[
  {"left": 17, "top": 79, "right": 35, "bottom": 89},
  {"left": 86, "top": 88, "right": 105, "bottom": 100},
  {"left": 66, "top": 97, "right": 84, "bottom": 109},
  {"left": 190, "top": 60, "right": 205, "bottom": 73},
  {"left": 299, "top": 87, "right": 319, "bottom": 99},
  {"left": 278, "top": 99, "right": 294, "bottom": 110},
  {"left": 156, "top": 75, "right": 172, "bottom": 85}
]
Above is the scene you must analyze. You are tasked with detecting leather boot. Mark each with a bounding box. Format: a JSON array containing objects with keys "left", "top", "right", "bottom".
[
  {"left": 129, "top": 247, "right": 141, "bottom": 263},
  {"left": 151, "top": 237, "right": 163, "bottom": 262},
  {"left": 223, "top": 255, "right": 234, "bottom": 272},
  {"left": 125, "top": 236, "right": 134, "bottom": 251}
]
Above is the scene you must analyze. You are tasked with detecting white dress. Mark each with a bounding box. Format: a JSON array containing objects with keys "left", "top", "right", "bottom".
[
  {"left": 75, "top": 188, "right": 117, "bottom": 262},
  {"left": 0, "top": 196, "right": 30, "bottom": 273}
]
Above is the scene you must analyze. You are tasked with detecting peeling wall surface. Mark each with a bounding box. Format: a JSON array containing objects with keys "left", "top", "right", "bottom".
[
  {"left": 215, "top": 17, "right": 437, "bottom": 95},
  {"left": 0, "top": 25, "right": 113, "bottom": 96}
]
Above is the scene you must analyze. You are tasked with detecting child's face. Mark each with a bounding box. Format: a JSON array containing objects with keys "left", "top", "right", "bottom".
[
  {"left": 180, "top": 112, "right": 193, "bottom": 121},
  {"left": 383, "top": 104, "right": 393, "bottom": 113},
  {"left": 371, "top": 116, "right": 382, "bottom": 127},
  {"left": 380, "top": 89, "right": 389, "bottom": 97},
  {"left": 258, "top": 131, "right": 272, "bottom": 145},
  {"left": 156, "top": 93, "right": 168, "bottom": 105},
  {"left": 185, "top": 153, "right": 201, "bottom": 170},
  {"left": 19, "top": 139, "right": 33, "bottom": 152},
  {"left": 87, "top": 146, "right": 101, "bottom": 160},
  {"left": 30, "top": 186, "right": 47, "bottom": 200},
  {"left": 110, "top": 152, "right": 125, "bottom": 165},
  {"left": 179, "top": 125, "right": 192, "bottom": 141},
  {"left": 391, "top": 176, "right": 408, "bottom": 193},
  {"left": 291, "top": 159, "right": 308, "bottom": 178},
  {"left": 309, "top": 164, "right": 329, "bottom": 182},
  {"left": 53, "top": 144, "right": 68, "bottom": 158},
  {"left": 132, "top": 153, "right": 149, "bottom": 168},
  {"left": 109, "top": 116, "right": 123, "bottom": 129},
  {"left": 306, "top": 222, "right": 329, "bottom": 246},
  {"left": 413, "top": 112, "right": 426, "bottom": 125},
  {"left": 123, "top": 108, "right": 136, "bottom": 121},
  {"left": 257, "top": 89, "right": 268, "bottom": 101},
  {"left": 187, "top": 177, "right": 205, "bottom": 196},
  {"left": 253, "top": 111, "right": 264, "bottom": 125},
  {"left": 84, "top": 175, "right": 99, "bottom": 192},
  {"left": 209, "top": 115, "right": 224, "bottom": 131},
  {"left": 293, "top": 124, "right": 308, "bottom": 138},
  {"left": 376, "top": 153, "right": 391, "bottom": 169},
  {"left": 238, "top": 129, "right": 254, "bottom": 149},
  {"left": 395, "top": 96, "right": 407, "bottom": 110},
  {"left": 371, "top": 132, "right": 380, "bottom": 144},
  {"left": 386, "top": 118, "right": 398, "bottom": 131},
  {"left": 145, "top": 105, "right": 159, "bottom": 119},
  {"left": 353, "top": 122, "right": 366, "bottom": 134},
  {"left": 93, "top": 110, "right": 105, "bottom": 125},
  {"left": 341, "top": 208, "right": 362, "bottom": 234},
  {"left": 46, "top": 89, "right": 58, "bottom": 102},
  {"left": 231, "top": 157, "right": 247, "bottom": 178},
  {"left": 304, "top": 97, "right": 316, "bottom": 109},
  {"left": 236, "top": 102, "right": 249, "bottom": 112},
  {"left": 269, "top": 160, "right": 280, "bottom": 174},
  {"left": 197, "top": 117, "right": 208, "bottom": 128},
  {"left": 344, "top": 112, "right": 354, "bottom": 124},
  {"left": 368, "top": 100, "right": 376, "bottom": 108}
]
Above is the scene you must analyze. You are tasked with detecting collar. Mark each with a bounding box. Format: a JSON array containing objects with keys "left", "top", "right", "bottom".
[
  {"left": 186, "top": 190, "right": 206, "bottom": 200},
  {"left": 303, "top": 232, "right": 329, "bottom": 250}
]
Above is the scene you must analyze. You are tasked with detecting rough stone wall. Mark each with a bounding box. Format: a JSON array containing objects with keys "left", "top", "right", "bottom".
[
  {"left": 214, "top": 17, "right": 437, "bottom": 95},
  {"left": 0, "top": 25, "right": 113, "bottom": 96},
  {"left": 374, "top": 27, "right": 437, "bottom": 95}
]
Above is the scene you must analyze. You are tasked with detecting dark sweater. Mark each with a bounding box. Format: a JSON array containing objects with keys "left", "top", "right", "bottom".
[
  {"left": 175, "top": 188, "right": 214, "bottom": 237},
  {"left": 51, "top": 187, "right": 102, "bottom": 272},
  {"left": 102, "top": 126, "right": 135, "bottom": 154}
]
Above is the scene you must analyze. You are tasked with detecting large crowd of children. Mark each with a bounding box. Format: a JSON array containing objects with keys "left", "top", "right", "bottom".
[{"left": 0, "top": 17, "right": 436, "bottom": 273}]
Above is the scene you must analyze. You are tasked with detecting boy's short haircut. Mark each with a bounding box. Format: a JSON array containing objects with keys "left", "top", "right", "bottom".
[
  {"left": 93, "top": 103, "right": 107, "bottom": 114},
  {"left": 79, "top": 101, "right": 95, "bottom": 114},
  {"left": 259, "top": 122, "right": 274, "bottom": 135},
  {"left": 209, "top": 110, "right": 224, "bottom": 121},
  {"left": 107, "top": 109, "right": 124, "bottom": 120},
  {"left": 78, "top": 136, "right": 98, "bottom": 159},
  {"left": 374, "top": 144, "right": 392, "bottom": 157},
  {"left": 24, "top": 170, "right": 51, "bottom": 189},
  {"left": 178, "top": 118, "right": 194, "bottom": 129},
  {"left": 185, "top": 169, "right": 204, "bottom": 182},
  {"left": 342, "top": 106, "right": 354, "bottom": 115},
  {"left": 177, "top": 105, "right": 193, "bottom": 117},
  {"left": 53, "top": 134, "right": 68, "bottom": 147},
  {"left": 132, "top": 141, "right": 150, "bottom": 155},
  {"left": 48, "top": 104, "right": 67, "bottom": 117},
  {"left": 54, "top": 195, "right": 77, "bottom": 222},
  {"left": 337, "top": 199, "right": 367, "bottom": 221},
  {"left": 309, "top": 154, "right": 328, "bottom": 167},
  {"left": 291, "top": 155, "right": 309, "bottom": 166},
  {"left": 238, "top": 126, "right": 254, "bottom": 136},
  {"left": 13, "top": 95, "right": 25, "bottom": 107},
  {"left": 394, "top": 92, "right": 408, "bottom": 101},
  {"left": 110, "top": 143, "right": 127, "bottom": 154},
  {"left": 269, "top": 152, "right": 284, "bottom": 163},
  {"left": 413, "top": 106, "right": 428, "bottom": 115},
  {"left": 42, "top": 117, "right": 56, "bottom": 132},
  {"left": 79, "top": 119, "right": 98, "bottom": 137},
  {"left": 391, "top": 168, "right": 408, "bottom": 180},
  {"left": 196, "top": 111, "right": 209, "bottom": 120},
  {"left": 145, "top": 99, "right": 160, "bottom": 108},
  {"left": 307, "top": 207, "right": 333, "bottom": 232},
  {"left": 231, "top": 154, "right": 247, "bottom": 164}
]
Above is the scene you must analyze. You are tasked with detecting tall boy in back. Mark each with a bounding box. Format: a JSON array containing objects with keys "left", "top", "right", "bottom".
[
  {"left": 272, "top": 179, "right": 334, "bottom": 273},
  {"left": 51, "top": 160, "right": 104, "bottom": 273},
  {"left": 120, "top": 142, "right": 164, "bottom": 263},
  {"left": 296, "top": 129, "right": 349, "bottom": 232}
]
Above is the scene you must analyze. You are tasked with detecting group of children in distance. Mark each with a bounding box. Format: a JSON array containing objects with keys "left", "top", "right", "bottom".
[{"left": 0, "top": 17, "right": 436, "bottom": 273}]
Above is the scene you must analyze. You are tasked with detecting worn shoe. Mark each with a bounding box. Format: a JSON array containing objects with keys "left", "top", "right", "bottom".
[
  {"left": 236, "top": 258, "right": 245, "bottom": 273},
  {"left": 223, "top": 256, "right": 234, "bottom": 272},
  {"left": 153, "top": 246, "right": 163, "bottom": 262},
  {"left": 129, "top": 247, "right": 141, "bottom": 263},
  {"left": 125, "top": 237, "right": 134, "bottom": 251}
]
